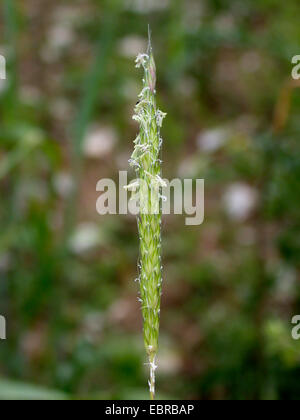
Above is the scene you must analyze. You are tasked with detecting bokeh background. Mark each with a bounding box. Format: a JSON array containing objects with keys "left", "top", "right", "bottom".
[{"left": 1, "top": 0, "right": 300, "bottom": 400}]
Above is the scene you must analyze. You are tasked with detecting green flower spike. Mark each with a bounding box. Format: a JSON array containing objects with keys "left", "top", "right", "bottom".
[{"left": 129, "top": 28, "right": 166, "bottom": 400}]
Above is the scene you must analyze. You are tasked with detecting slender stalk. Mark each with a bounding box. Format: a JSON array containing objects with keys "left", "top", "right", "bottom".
[{"left": 128, "top": 29, "right": 166, "bottom": 399}]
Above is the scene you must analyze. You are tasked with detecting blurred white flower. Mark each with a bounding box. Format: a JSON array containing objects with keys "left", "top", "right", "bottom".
[
  {"left": 53, "top": 172, "right": 74, "bottom": 197},
  {"left": 0, "top": 253, "right": 11, "bottom": 272},
  {"left": 183, "top": 0, "right": 204, "bottom": 30},
  {"left": 197, "top": 128, "right": 227, "bottom": 153},
  {"left": 216, "top": 59, "right": 237, "bottom": 83},
  {"left": 214, "top": 14, "right": 235, "bottom": 34},
  {"left": 124, "top": 0, "right": 170, "bottom": 13},
  {"left": 44, "top": 5, "right": 83, "bottom": 59},
  {"left": 274, "top": 264, "right": 297, "bottom": 300},
  {"left": 82, "top": 312, "right": 104, "bottom": 342},
  {"left": 118, "top": 36, "right": 147, "bottom": 58},
  {"left": 176, "top": 77, "right": 197, "bottom": 97},
  {"left": 18, "top": 180, "right": 48, "bottom": 208},
  {"left": 158, "top": 349, "right": 181, "bottom": 374},
  {"left": 40, "top": 46, "right": 57, "bottom": 63},
  {"left": 234, "top": 114, "right": 258, "bottom": 135},
  {"left": 70, "top": 223, "right": 103, "bottom": 254},
  {"left": 108, "top": 298, "right": 133, "bottom": 324},
  {"left": 20, "top": 86, "right": 42, "bottom": 105},
  {"left": 206, "top": 302, "right": 229, "bottom": 327},
  {"left": 240, "top": 51, "right": 262, "bottom": 73},
  {"left": 83, "top": 125, "right": 117, "bottom": 158},
  {"left": 52, "top": 5, "right": 83, "bottom": 26},
  {"left": 42, "top": 22, "right": 75, "bottom": 62},
  {"left": 48, "top": 25, "right": 74, "bottom": 50},
  {"left": 178, "top": 156, "right": 200, "bottom": 178},
  {"left": 49, "top": 98, "right": 73, "bottom": 121},
  {"left": 223, "top": 183, "right": 258, "bottom": 221}
]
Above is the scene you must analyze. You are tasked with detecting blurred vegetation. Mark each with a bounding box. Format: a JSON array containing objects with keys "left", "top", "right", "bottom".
[{"left": 0, "top": 0, "right": 300, "bottom": 400}]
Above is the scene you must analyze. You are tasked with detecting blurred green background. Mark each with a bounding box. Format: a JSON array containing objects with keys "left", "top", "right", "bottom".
[{"left": 1, "top": 0, "right": 300, "bottom": 400}]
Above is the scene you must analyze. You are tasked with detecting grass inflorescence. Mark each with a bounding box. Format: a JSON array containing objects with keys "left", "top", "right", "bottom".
[{"left": 128, "top": 29, "right": 166, "bottom": 400}]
